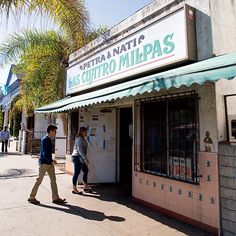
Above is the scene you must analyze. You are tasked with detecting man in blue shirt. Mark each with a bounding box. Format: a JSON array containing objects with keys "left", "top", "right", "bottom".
[
  {"left": 0, "top": 126, "right": 10, "bottom": 154},
  {"left": 28, "top": 124, "right": 66, "bottom": 204}
]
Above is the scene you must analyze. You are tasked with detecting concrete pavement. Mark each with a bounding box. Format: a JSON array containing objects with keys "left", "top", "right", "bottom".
[{"left": 0, "top": 153, "right": 211, "bottom": 236}]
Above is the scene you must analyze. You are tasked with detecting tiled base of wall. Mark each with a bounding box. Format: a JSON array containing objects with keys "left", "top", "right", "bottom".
[
  {"left": 133, "top": 152, "right": 220, "bottom": 233},
  {"left": 133, "top": 196, "right": 218, "bottom": 235}
]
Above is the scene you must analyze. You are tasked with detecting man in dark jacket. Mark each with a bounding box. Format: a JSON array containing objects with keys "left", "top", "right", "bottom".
[{"left": 28, "top": 124, "right": 66, "bottom": 204}]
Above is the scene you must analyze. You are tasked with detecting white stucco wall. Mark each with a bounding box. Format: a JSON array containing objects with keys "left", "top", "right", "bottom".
[
  {"left": 210, "top": 0, "right": 236, "bottom": 56},
  {"left": 197, "top": 82, "right": 218, "bottom": 151},
  {"left": 77, "top": 108, "right": 117, "bottom": 183},
  {"left": 215, "top": 78, "right": 236, "bottom": 142}
]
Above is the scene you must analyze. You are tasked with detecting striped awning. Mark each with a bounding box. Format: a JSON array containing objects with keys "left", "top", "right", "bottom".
[{"left": 35, "top": 52, "right": 236, "bottom": 113}]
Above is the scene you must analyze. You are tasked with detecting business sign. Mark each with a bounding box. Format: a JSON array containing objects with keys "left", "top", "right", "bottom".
[{"left": 66, "top": 6, "right": 196, "bottom": 94}]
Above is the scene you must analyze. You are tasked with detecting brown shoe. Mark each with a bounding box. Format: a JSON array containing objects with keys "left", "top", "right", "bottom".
[
  {"left": 52, "top": 198, "right": 67, "bottom": 204},
  {"left": 28, "top": 198, "right": 40, "bottom": 205}
]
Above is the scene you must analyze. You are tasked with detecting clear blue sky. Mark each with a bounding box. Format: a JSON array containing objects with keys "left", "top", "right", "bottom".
[
  {"left": 0, "top": 0, "right": 152, "bottom": 84},
  {"left": 85, "top": 0, "right": 152, "bottom": 28}
]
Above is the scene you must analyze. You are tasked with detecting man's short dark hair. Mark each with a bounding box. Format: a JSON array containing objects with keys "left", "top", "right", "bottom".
[{"left": 47, "top": 124, "right": 57, "bottom": 133}]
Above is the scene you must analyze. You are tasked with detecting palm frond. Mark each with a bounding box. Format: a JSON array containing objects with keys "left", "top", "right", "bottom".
[
  {"left": 37, "top": 0, "right": 89, "bottom": 46},
  {"left": 0, "top": 29, "right": 67, "bottom": 65},
  {"left": 0, "top": 0, "right": 89, "bottom": 46},
  {"left": 13, "top": 42, "right": 66, "bottom": 109}
]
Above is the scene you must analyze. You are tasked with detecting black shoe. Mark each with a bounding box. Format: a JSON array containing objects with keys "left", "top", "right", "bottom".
[
  {"left": 72, "top": 190, "right": 83, "bottom": 195},
  {"left": 28, "top": 198, "right": 40, "bottom": 205},
  {"left": 52, "top": 198, "right": 67, "bottom": 204}
]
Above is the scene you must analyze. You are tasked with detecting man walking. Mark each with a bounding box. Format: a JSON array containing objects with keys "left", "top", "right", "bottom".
[
  {"left": 28, "top": 124, "right": 66, "bottom": 204},
  {"left": 0, "top": 126, "right": 10, "bottom": 154}
]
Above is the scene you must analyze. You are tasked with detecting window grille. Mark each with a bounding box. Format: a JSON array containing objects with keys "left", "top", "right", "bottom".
[{"left": 137, "top": 91, "right": 199, "bottom": 184}]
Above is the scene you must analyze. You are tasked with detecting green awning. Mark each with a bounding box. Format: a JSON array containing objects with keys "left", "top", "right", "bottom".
[{"left": 35, "top": 52, "right": 236, "bottom": 113}]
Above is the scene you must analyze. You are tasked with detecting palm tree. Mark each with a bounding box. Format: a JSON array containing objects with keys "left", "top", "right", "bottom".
[
  {"left": 0, "top": 0, "right": 89, "bottom": 48},
  {"left": 0, "top": 0, "right": 108, "bottom": 137},
  {"left": 0, "top": 27, "right": 107, "bottom": 111},
  {"left": 0, "top": 0, "right": 109, "bottom": 109},
  {"left": 0, "top": 29, "right": 71, "bottom": 111}
]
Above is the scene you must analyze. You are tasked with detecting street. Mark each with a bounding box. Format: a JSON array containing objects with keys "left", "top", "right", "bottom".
[{"left": 0, "top": 153, "right": 211, "bottom": 236}]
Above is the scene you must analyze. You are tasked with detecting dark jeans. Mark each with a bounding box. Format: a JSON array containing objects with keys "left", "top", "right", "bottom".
[
  {"left": 72, "top": 156, "right": 89, "bottom": 186},
  {"left": 2, "top": 140, "right": 8, "bottom": 153}
]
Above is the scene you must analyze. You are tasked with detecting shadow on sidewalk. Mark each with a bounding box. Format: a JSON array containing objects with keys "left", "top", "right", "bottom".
[
  {"left": 38, "top": 203, "right": 126, "bottom": 222},
  {"left": 75, "top": 185, "right": 209, "bottom": 236}
]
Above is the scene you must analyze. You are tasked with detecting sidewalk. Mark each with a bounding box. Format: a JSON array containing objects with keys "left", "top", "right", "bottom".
[{"left": 0, "top": 153, "right": 211, "bottom": 236}]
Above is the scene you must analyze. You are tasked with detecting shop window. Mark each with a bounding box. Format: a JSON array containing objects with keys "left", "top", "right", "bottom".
[
  {"left": 231, "top": 120, "right": 236, "bottom": 139},
  {"left": 224, "top": 94, "right": 236, "bottom": 142},
  {"left": 139, "top": 92, "right": 199, "bottom": 183}
]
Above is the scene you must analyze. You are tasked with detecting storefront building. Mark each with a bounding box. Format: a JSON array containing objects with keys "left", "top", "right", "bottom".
[{"left": 35, "top": 1, "right": 236, "bottom": 234}]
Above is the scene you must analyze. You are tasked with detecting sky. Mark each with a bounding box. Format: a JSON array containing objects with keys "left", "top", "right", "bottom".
[
  {"left": 0, "top": 0, "right": 152, "bottom": 85},
  {"left": 84, "top": 0, "right": 152, "bottom": 28}
]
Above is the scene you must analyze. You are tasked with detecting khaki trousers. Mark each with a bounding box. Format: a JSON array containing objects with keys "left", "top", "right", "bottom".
[{"left": 29, "top": 164, "right": 59, "bottom": 200}]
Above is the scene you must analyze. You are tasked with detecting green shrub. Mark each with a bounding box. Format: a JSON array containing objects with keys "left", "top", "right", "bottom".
[{"left": 13, "top": 112, "right": 21, "bottom": 138}]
